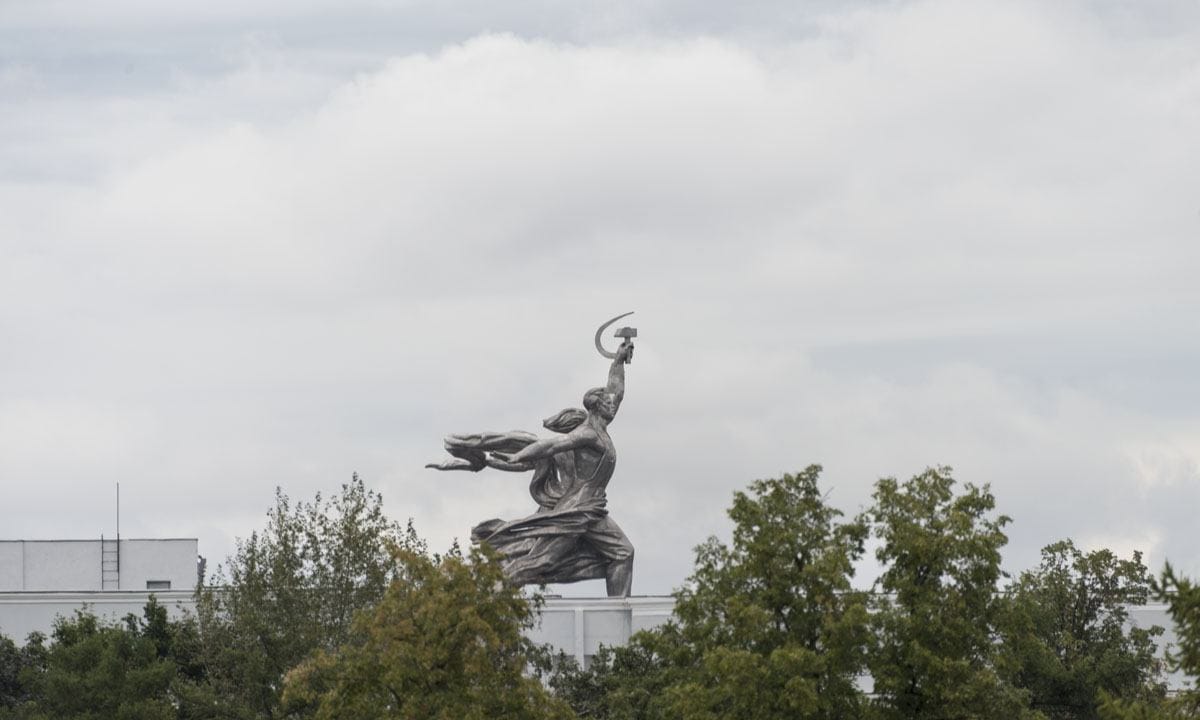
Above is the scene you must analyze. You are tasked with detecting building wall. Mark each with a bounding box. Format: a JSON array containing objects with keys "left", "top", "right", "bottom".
[
  {"left": 529, "top": 596, "right": 675, "bottom": 668},
  {"left": 0, "top": 541, "right": 103, "bottom": 591},
  {"left": 0, "top": 591, "right": 195, "bottom": 643},
  {"left": 116, "top": 539, "right": 198, "bottom": 591},
  {"left": 0, "top": 539, "right": 198, "bottom": 592},
  {"left": 0, "top": 544, "right": 25, "bottom": 590},
  {"left": 0, "top": 539, "right": 199, "bottom": 642}
]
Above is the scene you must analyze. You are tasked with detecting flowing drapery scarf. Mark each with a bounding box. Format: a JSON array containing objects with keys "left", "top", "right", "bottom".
[{"left": 427, "top": 408, "right": 611, "bottom": 584}]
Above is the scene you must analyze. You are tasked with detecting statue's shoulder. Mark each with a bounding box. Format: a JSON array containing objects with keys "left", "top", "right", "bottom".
[{"left": 565, "top": 422, "right": 605, "bottom": 449}]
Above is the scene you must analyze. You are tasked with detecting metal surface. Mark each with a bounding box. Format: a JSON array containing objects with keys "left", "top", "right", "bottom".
[
  {"left": 428, "top": 315, "right": 638, "bottom": 597},
  {"left": 594, "top": 311, "right": 634, "bottom": 360}
]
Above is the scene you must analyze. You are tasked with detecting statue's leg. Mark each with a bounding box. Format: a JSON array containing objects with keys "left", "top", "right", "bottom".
[
  {"left": 585, "top": 516, "right": 634, "bottom": 597},
  {"left": 606, "top": 557, "right": 633, "bottom": 598}
]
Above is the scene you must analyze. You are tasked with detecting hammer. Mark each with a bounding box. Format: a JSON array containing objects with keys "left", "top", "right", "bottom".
[{"left": 614, "top": 326, "right": 637, "bottom": 364}]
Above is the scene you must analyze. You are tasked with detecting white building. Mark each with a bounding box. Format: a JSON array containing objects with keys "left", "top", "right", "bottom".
[
  {"left": 529, "top": 595, "right": 675, "bottom": 668},
  {"left": 0, "top": 538, "right": 199, "bottom": 642}
]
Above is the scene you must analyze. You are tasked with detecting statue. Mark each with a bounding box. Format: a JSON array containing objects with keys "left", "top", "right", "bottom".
[{"left": 427, "top": 313, "right": 638, "bottom": 597}]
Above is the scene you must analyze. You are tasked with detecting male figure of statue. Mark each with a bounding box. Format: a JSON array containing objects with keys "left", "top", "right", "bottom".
[{"left": 428, "top": 338, "right": 635, "bottom": 597}]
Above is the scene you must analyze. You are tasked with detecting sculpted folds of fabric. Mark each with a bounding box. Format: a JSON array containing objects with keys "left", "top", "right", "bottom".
[{"left": 427, "top": 314, "right": 638, "bottom": 597}]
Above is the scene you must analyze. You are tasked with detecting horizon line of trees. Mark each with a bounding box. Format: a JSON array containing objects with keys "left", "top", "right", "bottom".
[{"left": 0, "top": 468, "right": 1195, "bottom": 720}]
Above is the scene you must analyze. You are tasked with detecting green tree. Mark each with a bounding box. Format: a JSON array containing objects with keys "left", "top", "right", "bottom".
[
  {"left": 548, "top": 633, "right": 680, "bottom": 720},
  {"left": 281, "top": 545, "right": 574, "bottom": 720},
  {"left": 1160, "top": 564, "right": 1200, "bottom": 703},
  {"left": 998, "top": 540, "right": 1165, "bottom": 719},
  {"left": 195, "top": 475, "right": 418, "bottom": 719},
  {"left": 868, "top": 467, "right": 1038, "bottom": 720},
  {"left": 0, "top": 634, "right": 38, "bottom": 711},
  {"left": 0, "top": 637, "right": 23, "bottom": 710},
  {"left": 1100, "top": 564, "right": 1200, "bottom": 720},
  {"left": 552, "top": 466, "right": 871, "bottom": 720},
  {"left": 0, "top": 601, "right": 183, "bottom": 720}
]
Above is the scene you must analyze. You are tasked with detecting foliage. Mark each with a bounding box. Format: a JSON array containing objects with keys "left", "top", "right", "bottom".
[
  {"left": 998, "top": 540, "right": 1165, "bottom": 719},
  {"left": 0, "top": 468, "right": 1186, "bottom": 719},
  {"left": 1158, "top": 565, "right": 1200, "bottom": 691},
  {"left": 868, "top": 467, "right": 1038, "bottom": 720},
  {"left": 195, "top": 474, "right": 419, "bottom": 719},
  {"left": 1099, "top": 564, "right": 1200, "bottom": 720},
  {"left": 0, "top": 599, "right": 204, "bottom": 720},
  {"left": 0, "top": 633, "right": 44, "bottom": 712},
  {"left": 0, "top": 637, "right": 24, "bottom": 710},
  {"left": 667, "top": 465, "right": 871, "bottom": 719},
  {"left": 281, "top": 545, "right": 574, "bottom": 720},
  {"left": 551, "top": 466, "right": 871, "bottom": 719},
  {"left": 548, "top": 633, "right": 680, "bottom": 720}
]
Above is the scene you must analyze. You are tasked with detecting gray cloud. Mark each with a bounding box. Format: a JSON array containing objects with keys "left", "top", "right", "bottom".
[{"left": 1, "top": 1, "right": 1198, "bottom": 595}]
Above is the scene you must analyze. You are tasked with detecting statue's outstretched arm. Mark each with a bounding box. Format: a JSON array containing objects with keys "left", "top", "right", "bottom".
[
  {"left": 485, "top": 457, "right": 535, "bottom": 472},
  {"left": 425, "top": 431, "right": 538, "bottom": 472},
  {"left": 498, "top": 432, "right": 589, "bottom": 466}
]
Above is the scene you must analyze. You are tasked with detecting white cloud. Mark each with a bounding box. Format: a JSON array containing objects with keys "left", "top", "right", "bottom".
[{"left": 2, "top": 1, "right": 1199, "bottom": 592}]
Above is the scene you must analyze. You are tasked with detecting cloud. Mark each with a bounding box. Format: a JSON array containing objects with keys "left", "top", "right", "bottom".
[{"left": 1, "top": 1, "right": 1199, "bottom": 593}]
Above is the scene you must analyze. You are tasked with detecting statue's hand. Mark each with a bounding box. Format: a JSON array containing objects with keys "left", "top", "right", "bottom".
[
  {"left": 615, "top": 340, "right": 633, "bottom": 364},
  {"left": 490, "top": 451, "right": 514, "bottom": 463}
]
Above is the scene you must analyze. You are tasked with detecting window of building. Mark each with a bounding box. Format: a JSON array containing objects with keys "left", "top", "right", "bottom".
[{"left": 146, "top": 580, "right": 171, "bottom": 590}]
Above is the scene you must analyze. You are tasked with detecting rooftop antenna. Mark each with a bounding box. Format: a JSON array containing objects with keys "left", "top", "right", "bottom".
[{"left": 116, "top": 481, "right": 120, "bottom": 542}]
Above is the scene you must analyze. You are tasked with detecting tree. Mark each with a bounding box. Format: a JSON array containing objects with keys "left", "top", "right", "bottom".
[
  {"left": 551, "top": 466, "right": 872, "bottom": 719},
  {"left": 1099, "top": 564, "right": 1200, "bottom": 720},
  {"left": 0, "top": 634, "right": 40, "bottom": 712},
  {"left": 0, "top": 601, "right": 188, "bottom": 720},
  {"left": 1159, "top": 564, "right": 1200, "bottom": 704},
  {"left": 868, "top": 467, "right": 1038, "bottom": 720},
  {"left": 548, "top": 633, "right": 680, "bottom": 720},
  {"left": 0, "top": 638, "right": 23, "bottom": 710},
  {"left": 281, "top": 545, "right": 575, "bottom": 720},
  {"left": 195, "top": 474, "right": 419, "bottom": 718},
  {"left": 998, "top": 540, "right": 1165, "bottom": 719}
]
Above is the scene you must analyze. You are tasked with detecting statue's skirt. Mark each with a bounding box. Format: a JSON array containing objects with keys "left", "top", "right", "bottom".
[{"left": 473, "top": 498, "right": 632, "bottom": 586}]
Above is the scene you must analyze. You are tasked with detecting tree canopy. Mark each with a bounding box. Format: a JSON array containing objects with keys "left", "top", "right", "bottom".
[
  {"left": 998, "top": 540, "right": 1165, "bottom": 719},
  {"left": 0, "top": 468, "right": 1192, "bottom": 720},
  {"left": 866, "top": 467, "right": 1036, "bottom": 720},
  {"left": 550, "top": 467, "right": 1185, "bottom": 720},
  {"left": 554, "top": 466, "right": 871, "bottom": 720},
  {"left": 194, "top": 474, "right": 419, "bottom": 718},
  {"left": 0, "top": 600, "right": 203, "bottom": 720},
  {"left": 282, "top": 545, "right": 573, "bottom": 720},
  {"left": 1099, "top": 564, "right": 1200, "bottom": 720}
]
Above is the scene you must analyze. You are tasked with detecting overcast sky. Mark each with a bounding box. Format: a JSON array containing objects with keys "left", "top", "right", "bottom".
[{"left": 2, "top": 0, "right": 1198, "bottom": 596}]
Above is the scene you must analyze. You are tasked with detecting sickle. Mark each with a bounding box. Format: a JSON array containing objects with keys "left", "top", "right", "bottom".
[{"left": 594, "top": 311, "right": 635, "bottom": 359}]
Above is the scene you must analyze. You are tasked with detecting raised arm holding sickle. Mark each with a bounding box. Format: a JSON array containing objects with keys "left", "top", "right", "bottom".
[
  {"left": 426, "top": 313, "right": 638, "bottom": 597},
  {"left": 492, "top": 339, "right": 629, "bottom": 469}
]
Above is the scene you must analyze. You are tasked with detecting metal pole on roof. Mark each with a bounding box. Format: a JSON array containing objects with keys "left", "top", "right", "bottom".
[{"left": 116, "top": 482, "right": 120, "bottom": 579}]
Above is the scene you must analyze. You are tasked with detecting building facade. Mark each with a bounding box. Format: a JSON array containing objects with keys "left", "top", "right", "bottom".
[
  {"left": 528, "top": 595, "right": 675, "bottom": 668},
  {"left": 0, "top": 538, "right": 198, "bottom": 642}
]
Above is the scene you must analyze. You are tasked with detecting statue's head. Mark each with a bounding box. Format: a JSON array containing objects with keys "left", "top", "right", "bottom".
[{"left": 583, "top": 386, "right": 616, "bottom": 422}]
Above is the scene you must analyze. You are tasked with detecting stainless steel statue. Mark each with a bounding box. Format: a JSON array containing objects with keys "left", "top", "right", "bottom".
[{"left": 427, "top": 313, "right": 637, "bottom": 597}]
